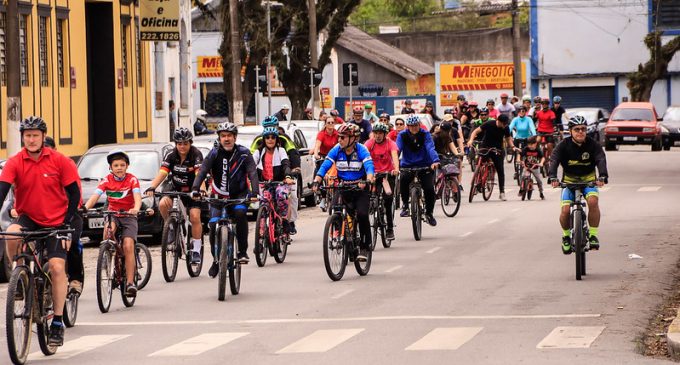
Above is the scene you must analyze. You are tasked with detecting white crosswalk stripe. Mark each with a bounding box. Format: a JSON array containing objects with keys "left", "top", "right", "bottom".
[
  {"left": 637, "top": 186, "right": 661, "bottom": 192},
  {"left": 277, "top": 328, "right": 364, "bottom": 353},
  {"left": 149, "top": 332, "right": 249, "bottom": 357},
  {"left": 28, "top": 334, "right": 130, "bottom": 361},
  {"left": 536, "top": 326, "right": 605, "bottom": 349},
  {"left": 405, "top": 327, "right": 483, "bottom": 351}
]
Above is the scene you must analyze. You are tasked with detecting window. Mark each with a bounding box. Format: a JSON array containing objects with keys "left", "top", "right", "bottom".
[
  {"left": 39, "top": 16, "right": 49, "bottom": 87},
  {"left": 135, "top": 23, "right": 143, "bottom": 87},
  {"left": 19, "top": 14, "right": 28, "bottom": 87},
  {"left": 56, "top": 19, "right": 65, "bottom": 87},
  {"left": 0, "top": 12, "right": 6, "bottom": 86},
  {"left": 657, "top": 0, "right": 680, "bottom": 29},
  {"left": 121, "top": 25, "right": 129, "bottom": 87}
]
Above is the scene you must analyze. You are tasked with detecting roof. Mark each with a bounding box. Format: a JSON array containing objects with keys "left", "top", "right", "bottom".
[{"left": 336, "top": 25, "right": 435, "bottom": 80}]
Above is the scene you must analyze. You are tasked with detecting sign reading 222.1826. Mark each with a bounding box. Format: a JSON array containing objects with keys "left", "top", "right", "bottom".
[{"left": 139, "top": 0, "right": 180, "bottom": 41}]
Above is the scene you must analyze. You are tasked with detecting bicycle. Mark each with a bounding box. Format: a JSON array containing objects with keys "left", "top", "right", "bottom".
[
  {"left": 539, "top": 132, "right": 559, "bottom": 177},
  {"left": 519, "top": 163, "right": 540, "bottom": 201},
  {"left": 468, "top": 147, "right": 500, "bottom": 203},
  {"left": 559, "top": 182, "right": 597, "bottom": 281},
  {"left": 88, "top": 210, "right": 153, "bottom": 313},
  {"left": 401, "top": 167, "right": 431, "bottom": 241},
  {"left": 320, "top": 182, "right": 372, "bottom": 281},
  {"left": 202, "top": 197, "right": 252, "bottom": 301},
  {"left": 436, "top": 155, "right": 462, "bottom": 217},
  {"left": 369, "top": 173, "right": 395, "bottom": 250},
  {"left": 512, "top": 138, "right": 528, "bottom": 186},
  {"left": 155, "top": 192, "right": 204, "bottom": 282},
  {"left": 465, "top": 140, "right": 481, "bottom": 172},
  {"left": 254, "top": 181, "right": 291, "bottom": 267},
  {"left": 2, "top": 227, "right": 74, "bottom": 364}
]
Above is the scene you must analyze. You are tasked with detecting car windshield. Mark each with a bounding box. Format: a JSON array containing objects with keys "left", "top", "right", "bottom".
[
  {"left": 78, "top": 151, "right": 159, "bottom": 180},
  {"left": 568, "top": 110, "right": 597, "bottom": 124},
  {"left": 610, "top": 108, "right": 654, "bottom": 121},
  {"left": 663, "top": 107, "right": 680, "bottom": 121}
]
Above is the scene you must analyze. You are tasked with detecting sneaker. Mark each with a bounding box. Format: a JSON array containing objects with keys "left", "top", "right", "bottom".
[
  {"left": 237, "top": 252, "right": 250, "bottom": 264},
  {"left": 125, "top": 283, "right": 138, "bottom": 297},
  {"left": 68, "top": 280, "right": 83, "bottom": 295},
  {"left": 513, "top": 172, "right": 519, "bottom": 180},
  {"left": 518, "top": 189, "right": 524, "bottom": 197},
  {"left": 289, "top": 222, "right": 297, "bottom": 235},
  {"left": 540, "top": 192, "right": 545, "bottom": 200},
  {"left": 589, "top": 235, "right": 600, "bottom": 250},
  {"left": 356, "top": 251, "right": 368, "bottom": 262},
  {"left": 48, "top": 322, "right": 65, "bottom": 347},
  {"left": 458, "top": 184, "right": 464, "bottom": 192},
  {"left": 562, "top": 236, "right": 572, "bottom": 255},
  {"left": 425, "top": 213, "right": 437, "bottom": 227},
  {"left": 499, "top": 193, "right": 507, "bottom": 201},
  {"left": 386, "top": 228, "right": 395, "bottom": 240},
  {"left": 208, "top": 261, "right": 219, "bottom": 278},
  {"left": 319, "top": 199, "right": 327, "bottom": 212},
  {"left": 190, "top": 251, "right": 202, "bottom": 265},
  {"left": 400, "top": 208, "right": 410, "bottom": 217}
]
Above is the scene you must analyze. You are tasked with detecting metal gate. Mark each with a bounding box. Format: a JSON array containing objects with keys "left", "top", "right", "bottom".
[{"left": 552, "top": 86, "right": 616, "bottom": 112}]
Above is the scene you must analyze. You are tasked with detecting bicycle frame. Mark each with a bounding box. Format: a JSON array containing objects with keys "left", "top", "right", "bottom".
[{"left": 259, "top": 183, "right": 288, "bottom": 245}]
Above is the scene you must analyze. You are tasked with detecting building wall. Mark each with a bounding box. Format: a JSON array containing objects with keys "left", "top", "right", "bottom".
[{"left": 335, "top": 47, "right": 407, "bottom": 97}]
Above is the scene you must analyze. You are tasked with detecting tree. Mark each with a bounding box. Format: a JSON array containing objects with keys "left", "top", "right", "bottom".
[
  {"left": 387, "top": 0, "right": 439, "bottom": 18},
  {"left": 627, "top": 32, "right": 680, "bottom": 101}
]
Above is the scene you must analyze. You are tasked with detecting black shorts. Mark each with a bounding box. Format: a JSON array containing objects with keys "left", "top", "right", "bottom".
[
  {"left": 14, "top": 215, "right": 67, "bottom": 260},
  {"left": 179, "top": 195, "right": 203, "bottom": 210}
]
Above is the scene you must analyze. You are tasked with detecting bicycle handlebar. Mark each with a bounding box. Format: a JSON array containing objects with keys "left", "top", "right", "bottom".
[
  {"left": 81, "top": 209, "right": 152, "bottom": 218},
  {"left": 318, "top": 180, "right": 371, "bottom": 191},
  {"left": 201, "top": 197, "right": 253, "bottom": 206},
  {"left": 400, "top": 167, "right": 431, "bottom": 173},
  {"left": 476, "top": 147, "right": 502, "bottom": 156},
  {"left": 154, "top": 191, "right": 193, "bottom": 198},
  {"left": 557, "top": 182, "right": 598, "bottom": 189},
  {"left": 0, "top": 228, "right": 75, "bottom": 240}
]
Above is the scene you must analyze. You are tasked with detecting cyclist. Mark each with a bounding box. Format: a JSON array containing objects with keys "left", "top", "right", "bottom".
[
  {"left": 400, "top": 99, "right": 416, "bottom": 114},
  {"left": 313, "top": 124, "right": 375, "bottom": 261},
  {"left": 83, "top": 150, "right": 142, "bottom": 296},
  {"left": 363, "top": 103, "right": 379, "bottom": 124},
  {"left": 364, "top": 122, "right": 399, "bottom": 240},
  {"left": 0, "top": 116, "right": 82, "bottom": 347},
  {"left": 273, "top": 104, "right": 290, "bottom": 122},
  {"left": 313, "top": 116, "right": 339, "bottom": 163},
  {"left": 536, "top": 97, "right": 558, "bottom": 158},
  {"left": 388, "top": 117, "right": 406, "bottom": 143},
  {"left": 420, "top": 101, "right": 441, "bottom": 122},
  {"left": 497, "top": 93, "right": 516, "bottom": 119},
  {"left": 467, "top": 114, "right": 518, "bottom": 201},
  {"left": 251, "top": 116, "right": 301, "bottom": 235},
  {"left": 330, "top": 109, "right": 345, "bottom": 124},
  {"left": 397, "top": 115, "right": 440, "bottom": 226},
  {"left": 252, "top": 127, "right": 294, "bottom": 238},
  {"left": 519, "top": 136, "right": 545, "bottom": 200},
  {"left": 531, "top": 96, "right": 543, "bottom": 121},
  {"left": 304, "top": 107, "right": 314, "bottom": 121},
  {"left": 462, "top": 102, "right": 480, "bottom": 141},
  {"left": 521, "top": 95, "right": 533, "bottom": 116},
  {"left": 433, "top": 121, "right": 464, "bottom": 186},
  {"left": 551, "top": 95, "right": 568, "bottom": 131},
  {"left": 549, "top": 115, "right": 608, "bottom": 254},
  {"left": 145, "top": 127, "right": 204, "bottom": 264},
  {"left": 486, "top": 98, "right": 500, "bottom": 119},
  {"left": 350, "top": 106, "right": 373, "bottom": 143},
  {"left": 454, "top": 94, "right": 467, "bottom": 119},
  {"left": 509, "top": 106, "right": 536, "bottom": 179},
  {"left": 193, "top": 122, "right": 260, "bottom": 272}
]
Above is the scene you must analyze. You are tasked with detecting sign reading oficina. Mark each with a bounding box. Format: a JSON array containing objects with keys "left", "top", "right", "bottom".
[{"left": 140, "top": 0, "right": 180, "bottom": 41}]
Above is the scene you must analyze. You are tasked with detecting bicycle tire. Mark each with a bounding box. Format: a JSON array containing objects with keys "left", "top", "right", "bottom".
[
  {"left": 441, "top": 177, "right": 461, "bottom": 217},
  {"left": 36, "top": 272, "right": 57, "bottom": 356},
  {"left": 217, "top": 225, "right": 228, "bottom": 301},
  {"left": 120, "top": 257, "right": 137, "bottom": 308},
  {"left": 483, "top": 165, "right": 495, "bottom": 201},
  {"left": 410, "top": 187, "right": 422, "bottom": 241},
  {"left": 468, "top": 150, "right": 476, "bottom": 172},
  {"left": 273, "top": 219, "right": 288, "bottom": 264},
  {"left": 63, "top": 290, "right": 79, "bottom": 328},
  {"left": 135, "top": 243, "right": 152, "bottom": 290},
  {"left": 520, "top": 178, "right": 527, "bottom": 201},
  {"left": 186, "top": 226, "right": 205, "bottom": 278},
  {"left": 323, "top": 213, "right": 347, "bottom": 281},
  {"left": 161, "top": 217, "right": 179, "bottom": 282},
  {"left": 505, "top": 149, "right": 514, "bottom": 163},
  {"left": 369, "top": 198, "right": 378, "bottom": 251},
  {"left": 96, "top": 244, "right": 114, "bottom": 313},
  {"left": 378, "top": 206, "right": 388, "bottom": 248},
  {"left": 6, "top": 266, "right": 32, "bottom": 364},
  {"left": 228, "top": 229, "right": 241, "bottom": 295},
  {"left": 469, "top": 169, "right": 478, "bottom": 203},
  {"left": 527, "top": 185, "right": 533, "bottom": 200},
  {"left": 254, "top": 207, "right": 269, "bottom": 267},
  {"left": 354, "top": 245, "right": 372, "bottom": 276},
  {"left": 581, "top": 212, "right": 587, "bottom": 277},
  {"left": 394, "top": 175, "right": 401, "bottom": 209},
  {"left": 573, "top": 210, "right": 583, "bottom": 280}
]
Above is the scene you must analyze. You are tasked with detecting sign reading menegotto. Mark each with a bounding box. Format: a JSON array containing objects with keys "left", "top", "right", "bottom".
[
  {"left": 140, "top": 0, "right": 180, "bottom": 41},
  {"left": 439, "top": 62, "right": 526, "bottom": 91}
]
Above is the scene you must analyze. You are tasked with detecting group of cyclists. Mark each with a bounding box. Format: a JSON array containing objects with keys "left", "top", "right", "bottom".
[{"left": 0, "top": 88, "right": 609, "bottom": 353}]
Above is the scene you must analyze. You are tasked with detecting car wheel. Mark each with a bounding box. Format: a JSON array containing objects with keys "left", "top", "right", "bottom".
[
  {"left": 0, "top": 249, "right": 10, "bottom": 283},
  {"left": 304, "top": 192, "right": 317, "bottom": 207},
  {"left": 604, "top": 141, "right": 617, "bottom": 151},
  {"left": 652, "top": 139, "right": 663, "bottom": 151}
]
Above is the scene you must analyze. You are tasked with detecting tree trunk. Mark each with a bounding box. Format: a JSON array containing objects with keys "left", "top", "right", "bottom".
[{"left": 627, "top": 32, "right": 680, "bottom": 101}]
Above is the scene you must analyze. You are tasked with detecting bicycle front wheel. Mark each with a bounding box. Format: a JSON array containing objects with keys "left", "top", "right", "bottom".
[
  {"left": 36, "top": 273, "right": 57, "bottom": 356},
  {"left": 186, "top": 227, "right": 205, "bottom": 278},
  {"left": 217, "top": 225, "right": 228, "bottom": 301},
  {"left": 354, "top": 244, "right": 372, "bottom": 276},
  {"left": 323, "top": 213, "right": 347, "bottom": 281},
  {"left": 410, "top": 187, "right": 422, "bottom": 241},
  {"left": 573, "top": 210, "right": 583, "bottom": 280},
  {"left": 63, "top": 290, "right": 79, "bottom": 328},
  {"left": 228, "top": 229, "right": 241, "bottom": 295},
  {"left": 254, "top": 207, "right": 269, "bottom": 267},
  {"left": 6, "top": 266, "right": 33, "bottom": 365},
  {"left": 135, "top": 243, "right": 152, "bottom": 290},
  {"left": 274, "top": 219, "right": 288, "bottom": 264},
  {"left": 161, "top": 217, "right": 180, "bottom": 282},
  {"left": 483, "top": 165, "right": 495, "bottom": 201},
  {"left": 369, "top": 200, "right": 378, "bottom": 251},
  {"left": 441, "top": 177, "right": 461, "bottom": 217},
  {"left": 96, "top": 244, "right": 114, "bottom": 313}
]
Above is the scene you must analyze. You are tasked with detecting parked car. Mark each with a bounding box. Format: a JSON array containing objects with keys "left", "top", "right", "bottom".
[
  {"left": 661, "top": 106, "right": 680, "bottom": 150},
  {"left": 603, "top": 102, "right": 663, "bottom": 151},
  {"left": 563, "top": 108, "right": 609, "bottom": 143},
  {"left": 0, "top": 159, "right": 11, "bottom": 282},
  {"left": 78, "top": 143, "right": 173, "bottom": 242}
]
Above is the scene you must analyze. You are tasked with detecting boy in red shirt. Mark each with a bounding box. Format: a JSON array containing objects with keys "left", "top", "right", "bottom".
[
  {"left": 83, "top": 150, "right": 142, "bottom": 297},
  {"left": 364, "top": 122, "right": 400, "bottom": 239}
]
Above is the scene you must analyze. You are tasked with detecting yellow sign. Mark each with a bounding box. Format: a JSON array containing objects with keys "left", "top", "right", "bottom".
[
  {"left": 197, "top": 56, "right": 223, "bottom": 78},
  {"left": 406, "top": 74, "right": 436, "bottom": 95},
  {"left": 140, "top": 0, "right": 180, "bottom": 41},
  {"left": 439, "top": 62, "right": 526, "bottom": 91},
  {"left": 320, "top": 87, "right": 331, "bottom": 109}
]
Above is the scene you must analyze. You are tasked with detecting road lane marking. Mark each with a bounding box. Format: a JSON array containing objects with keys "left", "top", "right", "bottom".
[
  {"left": 385, "top": 265, "right": 403, "bottom": 273},
  {"left": 536, "top": 326, "right": 605, "bottom": 349},
  {"left": 637, "top": 186, "right": 661, "bottom": 192},
  {"left": 487, "top": 218, "right": 500, "bottom": 224},
  {"left": 511, "top": 208, "right": 521, "bottom": 212},
  {"left": 149, "top": 332, "right": 249, "bottom": 357},
  {"left": 277, "top": 329, "right": 364, "bottom": 353},
  {"left": 78, "top": 321, "right": 219, "bottom": 326},
  {"left": 459, "top": 232, "right": 473, "bottom": 238},
  {"left": 29, "top": 335, "right": 130, "bottom": 360},
  {"left": 406, "top": 327, "right": 483, "bottom": 351},
  {"left": 331, "top": 289, "right": 354, "bottom": 299},
  {"left": 598, "top": 187, "right": 611, "bottom": 192},
  {"left": 426, "top": 247, "right": 441, "bottom": 254}
]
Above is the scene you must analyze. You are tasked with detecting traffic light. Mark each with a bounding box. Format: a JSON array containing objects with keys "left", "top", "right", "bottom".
[
  {"left": 342, "top": 63, "right": 358, "bottom": 86},
  {"left": 247, "top": 65, "right": 268, "bottom": 92}
]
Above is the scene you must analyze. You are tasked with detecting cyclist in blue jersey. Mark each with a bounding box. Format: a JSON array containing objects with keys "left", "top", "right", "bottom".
[
  {"left": 509, "top": 105, "right": 537, "bottom": 178},
  {"left": 313, "top": 123, "right": 375, "bottom": 261}
]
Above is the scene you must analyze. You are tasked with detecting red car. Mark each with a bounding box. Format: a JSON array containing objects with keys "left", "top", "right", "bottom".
[{"left": 604, "top": 102, "right": 663, "bottom": 151}]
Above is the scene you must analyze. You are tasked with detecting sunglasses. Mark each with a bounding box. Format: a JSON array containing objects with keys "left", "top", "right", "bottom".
[
  {"left": 395, "top": 123, "right": 404, "bottom": 126},
  {"left": 338, "top": 135, "right": 349, "bottom": 140},
  {"left": 480, "top": 113, "right": 489, "bottom": 116},
  {"left": 571, "top": 127, "right": 587, "bottom": 133},
  {"left": 264, "top": 135, "right": 277, "bottom": 140},
  {"left": 379, "top": 118, "right": 389, "bottom": 122}
]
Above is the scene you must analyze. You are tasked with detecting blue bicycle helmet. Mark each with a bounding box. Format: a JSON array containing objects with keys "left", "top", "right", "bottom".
[
  {"left": 262, "top": 115, "right": 279, "bottom": 128},
  {"left": 262, "top": 127, "right": 279, "bottom": 137},
  {"left": 405, "top": 115, "right": 420, "bottom": 126}
]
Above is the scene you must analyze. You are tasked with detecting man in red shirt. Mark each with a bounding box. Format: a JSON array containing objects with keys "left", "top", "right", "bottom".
[
  {"left": 364, "top": 122, "right": 399, "bottom": 239},
  {"left": 535, "top": 97, "right": 558, "bottom": 156},
  {"left": 0, "top": 116, "right": 81, "bottom": 347}
]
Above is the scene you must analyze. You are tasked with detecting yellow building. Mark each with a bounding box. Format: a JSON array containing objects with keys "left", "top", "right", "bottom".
[{"left": 0, "top": 0, "right": 152, "bottom": 158}]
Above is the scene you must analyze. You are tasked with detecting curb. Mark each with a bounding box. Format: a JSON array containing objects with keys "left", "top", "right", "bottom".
[{"left": 668, "top": 309, "right": 680, "bottom": 360}]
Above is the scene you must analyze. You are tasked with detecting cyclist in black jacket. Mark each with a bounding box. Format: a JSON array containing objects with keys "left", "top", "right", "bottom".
[{"left": 549, "top": 115, "right": 608, "bottom": 254}]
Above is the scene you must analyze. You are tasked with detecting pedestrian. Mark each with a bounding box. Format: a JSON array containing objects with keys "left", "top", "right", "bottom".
[
  {"left": 400, "top": 100, "right": 415, "bottom": 114},
  {"left": 274, "top": 104, "right": 290, "bottom": 122}
]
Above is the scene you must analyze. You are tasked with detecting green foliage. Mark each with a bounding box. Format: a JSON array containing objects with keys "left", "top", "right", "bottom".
[
  {"left": 349, "top": 0, "right": 391, "bottom": 33},
  {"left": 387, "top": 0, "right": 440, "bottom": 18}
]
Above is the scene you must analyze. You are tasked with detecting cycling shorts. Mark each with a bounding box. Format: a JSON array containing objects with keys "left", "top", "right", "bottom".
[
  {"left": 14, "top": 215, "right": 68, "bottom": 260},
  {"left": 538, "top": 132, "right": 556, "bottom": 144},
  {"left": 561, "top": 186, "right": 599, "bottom": 207},
  {"left": 209, "top": 204, "right": 248, "bottom": 223}
]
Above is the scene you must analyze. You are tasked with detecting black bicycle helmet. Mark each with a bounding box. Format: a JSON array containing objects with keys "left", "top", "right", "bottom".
[
  {"left": 173, "top": 127, "right": 193, "bottom": 142},
  {"left": 44, "top": 136, "right": 56, "bottom": 148},
  {"left": 568, "top": 115, "right": 588, "bottom": 129},
  {"left": 20, "top": 116, "right": 47, "bottom": 133},
  {"left": 107, "top": 149, "right": 130, "bottom": 165}
]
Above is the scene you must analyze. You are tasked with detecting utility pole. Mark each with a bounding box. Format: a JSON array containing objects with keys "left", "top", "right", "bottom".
[
  {"left": 511, "top": 0, "right": 523, "bottom": 97},
  {"left": 308, "top": 0, "right": 318, "bottom": 110},
  {"left": 267, "top": 1, "right": 272, "bottom": 115},
  {"left": 6, "top": 0, "right": 22, "bottom": 155},
  {"left": 228, "top": 0, "right": 244, "bottom": 125},
  {"left": 254, "top": 65, "right": 260, "bottom": 124}
]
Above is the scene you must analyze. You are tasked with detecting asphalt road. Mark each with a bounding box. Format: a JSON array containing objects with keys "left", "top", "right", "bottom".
[{"left": 1, "top": 146, "right": 680, "bottom": 365}]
